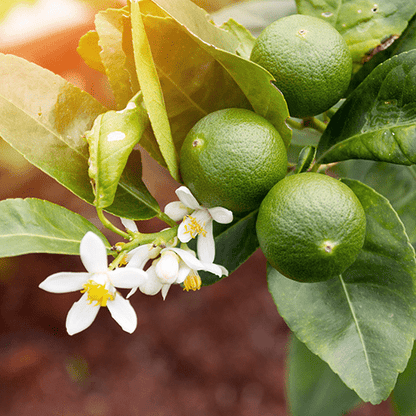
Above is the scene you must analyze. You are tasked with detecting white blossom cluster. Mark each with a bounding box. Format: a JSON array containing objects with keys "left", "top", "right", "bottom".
[{"left": 39, "top": 187, "right": 233, "bottom": 335}]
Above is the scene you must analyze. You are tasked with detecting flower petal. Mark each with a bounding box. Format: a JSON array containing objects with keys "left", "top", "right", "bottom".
[
  {"left": 107, "top": 293, "right": 137, "bottom": 334},
  {"left": 208, "top": 206, "right": 233, "bottom": 224},
  {"left": 177, "top": 220, "right": 193, "bottom": 243},
  {"left": 66, "top": 292, "right": 100, "bottom": 335},
  {"left": 161, "top": 284, "right": 171, "bottom": 300},
  {"left": 155, "top": 251, "right": 179, "bottom": 284},
  {"left": 121, "top": 218, "right": 138, "bottom": 232},
  {"left": 164, "top": 201, "right": 189, "bottom": 222},
  {"left": 197, "top": 220, "right": 215, "bottom": 263},
  {"left": 175, "top": 186, "right": 201, "bottom": 210},
  {"left": 177, "top": 263, "right": 191, "bottom": 284},
  {"left": 126, "top": 244, "right": 160, "bottom": 268},
  {"left": 169, "top": 247, "right": 202, "bottom": 270},
  {"left": 80, "top": 232, "right": 108, "bottom": 273},
  {"left": 39, "top": 272, "right": 89, "bottom": 293},
  {"left": 109, "top": 267, "right": 148, "bottom": 288},
  {"left": 139, "top": 266, "right": 164, "bottom": 296}
]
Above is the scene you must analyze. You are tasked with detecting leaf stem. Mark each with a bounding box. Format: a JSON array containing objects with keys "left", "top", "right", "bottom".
[
  {"left": 157, "top": 211, "right": 179, "bottom": 227},
  {"left": 97, "top": 209, "right": 130, "bottom": 239}
]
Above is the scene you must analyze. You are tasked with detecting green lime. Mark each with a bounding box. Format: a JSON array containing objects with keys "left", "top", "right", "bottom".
[
  {"left": 250, "top": 14, "right": 352, "bottom": 118},
  {"left": 256, "top": 172, "right": 366, "bottom": 282},
  {"left": 180, "top": 108, "right": 288, "bottom": 213}
]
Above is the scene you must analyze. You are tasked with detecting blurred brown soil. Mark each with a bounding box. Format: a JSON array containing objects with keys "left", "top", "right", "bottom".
[{"left": 0, "top": 5, "right": 395, "bottom": 415}]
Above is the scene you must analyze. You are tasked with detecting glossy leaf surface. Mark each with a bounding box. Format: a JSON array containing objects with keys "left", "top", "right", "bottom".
[
  {"left": 317, "top": 50, "right": 416, "bottom": 165},
  {"left": 268, "top": 179, "right": 416, "bottom": 404},
  {"left": 130, "top": 1, "right": 179, "bottom": 181},
  {"left": 0, "top": 54, "right": 158, "bottom": 220},
  {"left": 86, "top": 94, "right": 149, "bottom": 209},
  {"left": 296, "top": 0, "right": 416, "bottom": 71},
  {"left": 199, "top": 210, "right": 259, "bottom": 286},
  {"left": 287, "top": 334, "right": 361, "bottom": 416},
  {"left": 0, "top": 198, "right": 110, "bottom": 257},
  {"left": 152, "top": 0, "right": 292, "bottom": 148}
]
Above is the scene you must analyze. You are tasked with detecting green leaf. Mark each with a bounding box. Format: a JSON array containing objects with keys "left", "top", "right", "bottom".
[
  {"left": 86, "top": 93, "right": 149, "bottom": 209},
  {"left": 296, "top": 0, "right": 416, "bottom": 71},
  {"left": 294, "top": 145, "right": 316, "bottom": 173},
  {"left": 0, "top": 198, "right": 110, "bottom": 257},
  {"left": 198, "top": 210, "right": 259, "bottom": 286},
  {"left": 268, "top": 179, "right": 416, "bottom": 404},
  {"left": 0, "top": 53, "right": 158, "bottom": 220},
  {"left": 327, "top": 160, "right": 416, "bottom": 249},
  {"left": 287, "top": 334, "right": 361, "bottom": 416},
  {"left": 392, "top": 342, "right": 416, "bottom": 416},
  {"left": 130, "top": 1, "right": 179, "bottom": 181},
  {"left": 151, "top": 0, "right": 292, "bottom": 148},
  {"left": 76, "top": 30, "right": 106, "bottom": 75},
  {"left": 211, "top": 0, "right": 297, "bottom": 38},
  {"left": 349, "top": 14, "right": 416, "bottom": 93},
  {"left": 317, "top": 50, "right": 416, "bottom": 165},
  {"left": 111, "top": 148, "right": 161, "bottom": 220},
  {"left": 139, "top": 10, "right": 251, "bottom": 160},
  {"left": 0, "top": 53, "right": 105, "bottom": 203},
  {"left": 220, "top": 18, "right": 256, "bottom": 60},
  {"left": 95, "top": 7, "right": 135, "bottom": 109}
]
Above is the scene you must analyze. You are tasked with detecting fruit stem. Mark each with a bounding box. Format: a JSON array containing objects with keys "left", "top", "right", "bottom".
[
  {"left": 303, "top": 117, "right": 327, "bottom": 133},
  {"left": 286, "top": 117, "right": 327, "bottom": 133}
]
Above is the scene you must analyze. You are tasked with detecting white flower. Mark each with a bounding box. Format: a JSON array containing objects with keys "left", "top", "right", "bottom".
[
  {"left": 128, "top": 246, "right": 228, "bottom": 300},
  {"left": 164, "top": 186, "right": 233, "bottom": 263},
  {"left": 38, "top": 232, "right": 148, "bottom": 335}
]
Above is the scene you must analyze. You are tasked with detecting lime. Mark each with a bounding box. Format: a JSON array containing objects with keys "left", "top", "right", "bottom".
[
  {"left": 256, "top": 172, "right": 366, "bottom": 282},
  {"left": 250, "top": 14, "right": 352, "bottom": 118},
  {"left": 180, "top": 108, "right": 287, "bottom": 213}
]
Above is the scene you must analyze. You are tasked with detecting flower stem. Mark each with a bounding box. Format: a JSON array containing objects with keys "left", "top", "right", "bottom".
[{"left": 97, "top": 209, "right": 130, "bottom": 239}]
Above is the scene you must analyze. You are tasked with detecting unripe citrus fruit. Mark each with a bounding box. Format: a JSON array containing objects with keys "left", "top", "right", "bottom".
[
  {"left": 256, "top": 172, "right": 366, "bottom": 282},
  {"left": 180, "top": 108, "right": 287, "bottom": 213},
  {"left": 250, "top": 14, "right": 352, "bottom": 118}
]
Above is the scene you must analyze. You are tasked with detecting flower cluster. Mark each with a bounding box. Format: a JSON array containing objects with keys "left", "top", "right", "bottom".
[{"left": 39, "top": 186, "right": 233, "bottom": 335}]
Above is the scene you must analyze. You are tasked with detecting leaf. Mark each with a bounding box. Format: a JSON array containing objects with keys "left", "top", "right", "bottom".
[
  {"left": 220, "top": 18, "right": 256, "bottom": 60},
  {"left": 112, "top": 148, "right": 161, "bottom": 221},
  {"left": 211, "top": 0, "right": 297, "bottom": 38},
  {"left": 0, "top": 53, "right": 159, "bottom": 220},
  {"left": 76, "top": 30, "right": 106, "bottom": 74},
  {"left": 198, "top": 210, "right": 259, "bottom": 286},
  {"left": 294, "top": 145, "right": 316, "bottom": 173},
  {"left": 327, "top": 160, "right": 416, "bottom": 249},
  {"left": 349, "top": 13, "right": 416, "bottom": 93},
  {"left": 296, "top": 0, "right": 416, "bottom": 71},
  {"left": 95, "top": 7, "right": 135, "bottom": 109},
  {"left": 287, "top": 334, "right": 361, "bottom": 416},
  {"left": 86, "top": 93, "right": 149, "bottom": 209},
  {"left": 392, "top": 342, "right": 416, "bottom": 416},
  {"left": 151, "top": 0, "right": 292, "bottom": 148},
  {"left": 130, "top": 1, "right": 179, "bottom": 181},
  {"left": 268, "top": 179, "right": 416, "bottom": 404},
  {"left": 0, "top": 53, "right": 105, "bottom": 203},
  {"left": 317, "top": 50, "right": 416, "bottom": 166},
  {"left": 0, "top": 198, "right": 110, "bottom": 257},
  {"left": 139, "top": 11, "right": 251, "bottom": 159}
]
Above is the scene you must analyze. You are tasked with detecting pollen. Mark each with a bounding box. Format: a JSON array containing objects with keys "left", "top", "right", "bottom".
[
  {"left": 183, "top": 215, "right": 207, "bottom": 238},
  {"left": 183, "top": 273, "right": 202, "bottom": 292},
  {"left": 81, "top": 280, "right": 114, "bottom": 307}
]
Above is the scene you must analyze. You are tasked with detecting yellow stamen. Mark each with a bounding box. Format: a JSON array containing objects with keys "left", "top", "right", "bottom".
[
  {"left": 183, "top": 215, "right": 207, "bottom": 238},
  {"left": 183, "top": 273, "right": 202, "bottom": 292},
  {"left": 81, "top": 280, "right": 114, "bottom": 307}
]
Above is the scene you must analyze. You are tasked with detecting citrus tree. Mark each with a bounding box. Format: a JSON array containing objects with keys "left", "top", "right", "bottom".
[{"left": 1, "top": 0, "right": 416, "bottom": 414}]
